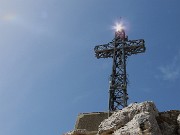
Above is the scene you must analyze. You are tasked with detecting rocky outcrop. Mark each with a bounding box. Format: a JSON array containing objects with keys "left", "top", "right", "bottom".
[
  {"left": 178, "top": 114, "right": 180, "bottom": 134},
  {"left": 114, "top": 112, "right": 161, "bottom": 135},
  {"left": 157, "top": 110, "right": 180, "bottom": 135},
  {"left": 98, "top": 101, "right": 160, "bottom": 135},
  {"left": 64, "top": 101, "right": 180, "bottom": 135}
]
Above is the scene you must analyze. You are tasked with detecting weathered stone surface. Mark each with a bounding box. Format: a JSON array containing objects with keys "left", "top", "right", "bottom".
[
  {"left": 178, "top": 114, "right": 180, "bottom": 134},
  {"left": 156, "top": 110, "right": 180, "bottom": 135},
  {"left": 114, "top": 112, "right": 162, "bottom": 135},
  {"left": 98, "top": 101, "right": 158, "bottom": 135},
  {"left": 178, "top": 114, "right": 180, "bottom": 125}
]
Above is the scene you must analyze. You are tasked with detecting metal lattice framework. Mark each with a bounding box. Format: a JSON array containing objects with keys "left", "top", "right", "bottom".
[{"left": 94, "top": 29, "right": 146, "bottom": 111}]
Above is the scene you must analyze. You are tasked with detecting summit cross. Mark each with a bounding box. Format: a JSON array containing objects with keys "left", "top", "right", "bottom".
[{"left": 94, "top": 24, "right": 146, "bottom": 111}]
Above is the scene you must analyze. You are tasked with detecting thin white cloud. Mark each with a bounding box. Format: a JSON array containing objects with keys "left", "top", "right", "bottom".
[{"left": 158, "top": 51, "right": 180, "bottom": 81}]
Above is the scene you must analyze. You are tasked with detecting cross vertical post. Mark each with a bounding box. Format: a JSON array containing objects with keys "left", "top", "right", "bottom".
[{"left": 94, "top": 25, "right": 146, "bottom": 111}]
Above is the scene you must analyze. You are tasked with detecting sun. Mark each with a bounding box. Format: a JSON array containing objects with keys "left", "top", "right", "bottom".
[{"left": 113, "top": 23, "right": 125, "bottom": 32}]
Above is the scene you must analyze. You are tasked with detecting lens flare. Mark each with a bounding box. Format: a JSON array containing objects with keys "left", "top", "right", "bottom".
[
  {"left": 2, "top": 13, "right": 17, "bottom": 22},
  {"left": 113, "top": 23, "right": 125, "bottom": 32}
]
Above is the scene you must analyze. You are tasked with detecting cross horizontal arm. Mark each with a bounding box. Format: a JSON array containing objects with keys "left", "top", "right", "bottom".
[
  {"left": 94, "top": 41, "right": 114, "bottom": 58},
  {"left": 94, "top": 39, "right": 145, "bottom": 58},
  {"left": 124, "top": 39, "right": 145, "bottom": 56}
]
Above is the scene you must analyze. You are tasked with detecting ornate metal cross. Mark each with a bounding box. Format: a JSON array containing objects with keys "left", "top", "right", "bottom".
[{"left": 94, "top": 26, "right": 146, "bottom": 111}]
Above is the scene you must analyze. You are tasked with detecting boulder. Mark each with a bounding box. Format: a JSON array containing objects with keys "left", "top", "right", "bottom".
[
  {"left": 114, "top": 112, "right": 162, "bottom": 135},
  {"left": 98, "top": 101, "right": 158, "bottom": 135}
]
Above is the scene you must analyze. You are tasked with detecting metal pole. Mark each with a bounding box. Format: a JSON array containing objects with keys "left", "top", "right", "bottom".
[{"left": 122, "top": 40, "right": 128, "bottom": 107}]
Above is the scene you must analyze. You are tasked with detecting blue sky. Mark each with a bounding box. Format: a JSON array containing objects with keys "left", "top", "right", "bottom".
[{"left": 0, "top": 0, "right": 180, "bottom": 134}]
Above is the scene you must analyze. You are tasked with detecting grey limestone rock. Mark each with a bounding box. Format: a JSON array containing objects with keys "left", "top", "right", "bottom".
[
  {"left": 114, "top": 112, "right": 162, "bottom": 135},
  {"left": 178, "top": 114, "right": 180, "bottom": 125},
  {"left": 98, "top": 101, "right": 158, "bottom": 135},
  {"left": 157, "top": 110, "right": 180, "bottom": 135},
  {"left": 177, "top": 114, "right": 180, "bottom": 135}
]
